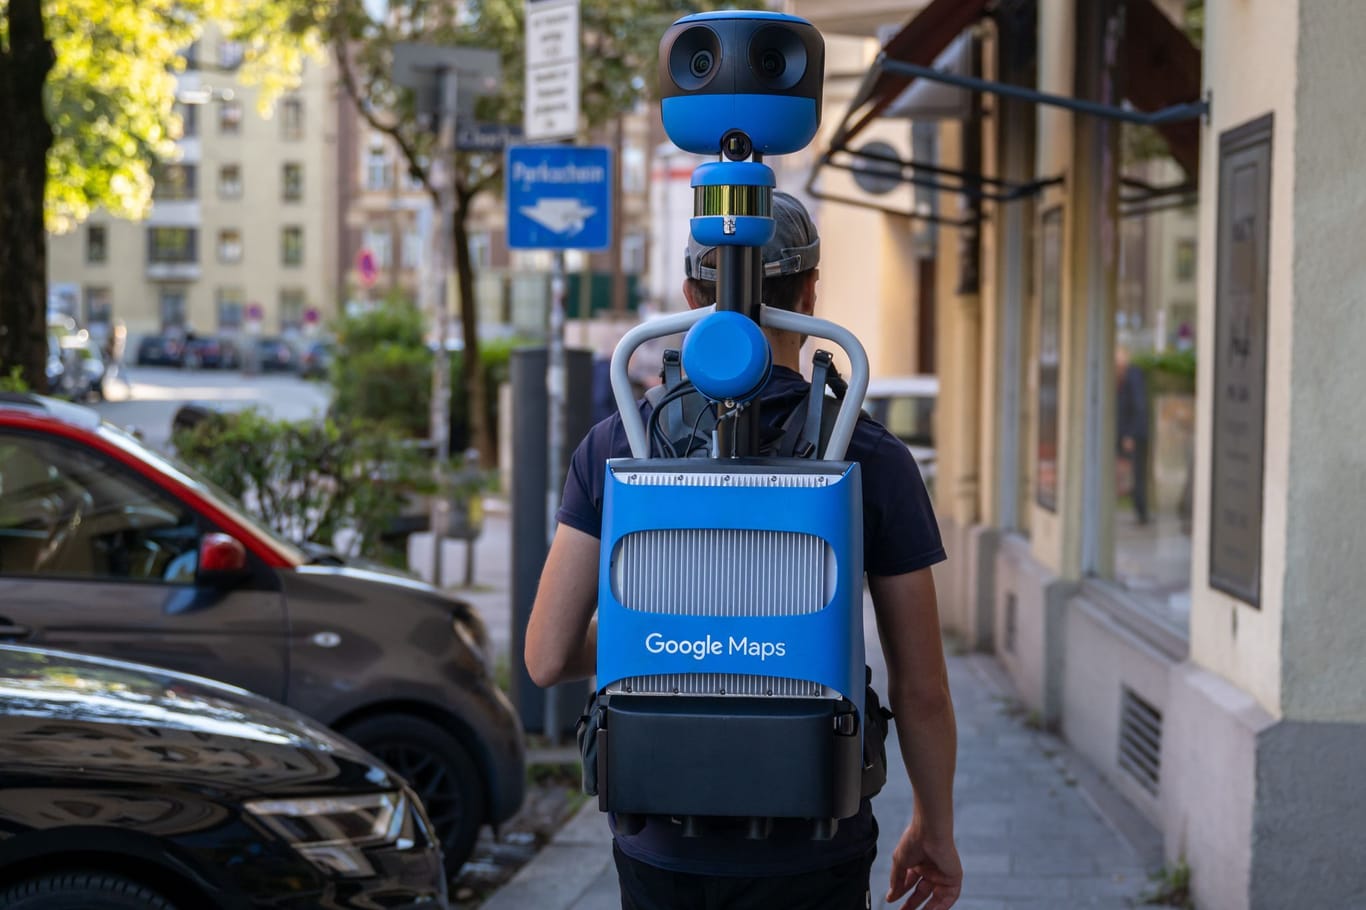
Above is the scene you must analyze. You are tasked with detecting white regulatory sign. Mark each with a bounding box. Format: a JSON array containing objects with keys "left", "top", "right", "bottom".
[{"left": 524, "top": 0, "right": 580, "bottom": 142}]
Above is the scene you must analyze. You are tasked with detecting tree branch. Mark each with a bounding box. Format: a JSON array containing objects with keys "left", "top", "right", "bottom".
[{"left": 332, "top": 36, "right": 436, "bottom": 201}]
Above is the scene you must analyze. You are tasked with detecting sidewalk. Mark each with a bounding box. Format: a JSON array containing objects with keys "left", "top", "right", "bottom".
[{"left": 415, "top": 504, "right": 1167, "bottom": 910}]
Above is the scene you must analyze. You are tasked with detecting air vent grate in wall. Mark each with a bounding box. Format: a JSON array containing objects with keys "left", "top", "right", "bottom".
[
  {"left": 1004, "top": 592, "right": 1018, "bottom": 654},
  {"left": 1118, "top": 686, "right": 1162, "bottom": 795}
]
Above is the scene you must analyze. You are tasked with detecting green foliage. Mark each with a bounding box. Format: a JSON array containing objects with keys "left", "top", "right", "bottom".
[
  {"left": 331, "top": 303, "right": 433, "bottom": 438},
  {"left": 0, "top": 368, "right": 30, "bottom": 393},
  {"left": 1143, "top": 860, "right": 1194, "bottom": 909},
  {"left": 1134, "top": 348, "right": 1197, "bottom": 394},
  {"left": 38, "top": 0, "right": 321, "bottom": 234},
  {"left": 173, "top": 407, "right": 431, "bottom": 561}
]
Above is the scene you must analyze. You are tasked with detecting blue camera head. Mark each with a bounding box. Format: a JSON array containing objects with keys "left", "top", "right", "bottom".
[{"left": 659, "top": 11, "right": 824, "bottom": 158}]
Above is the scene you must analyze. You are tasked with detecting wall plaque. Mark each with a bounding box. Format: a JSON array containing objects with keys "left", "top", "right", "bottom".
[{"left": 1209, "top": 113, "right": 1273, "bottom": 607}]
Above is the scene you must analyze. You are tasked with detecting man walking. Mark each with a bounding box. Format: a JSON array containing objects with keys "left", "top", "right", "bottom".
[{"left": 526, "top": 193, "right": 962, "bottom": 910}]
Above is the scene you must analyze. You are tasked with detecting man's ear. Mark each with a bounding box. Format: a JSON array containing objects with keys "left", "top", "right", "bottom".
[
  {"left": 798, "top": 270, "right": 819, "bottom": 315},
  {"left": 681, "top": 279, "right": 704, "bottom": 310}
]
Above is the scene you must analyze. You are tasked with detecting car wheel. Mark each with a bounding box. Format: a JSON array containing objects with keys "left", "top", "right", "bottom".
[
  {"left": 0, "top": 873, "right": 178, "bottom": 909},
  {"left": 343, "top": 714, "right": 486, "bottom": 875}
]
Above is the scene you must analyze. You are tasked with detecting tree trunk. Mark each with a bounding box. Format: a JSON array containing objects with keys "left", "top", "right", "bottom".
[
  {"left": 0, "top": 0, "right": 56, "bottom": 389},
  {"left": 453, "top": 191, "right": 493, "bottom": 467}
]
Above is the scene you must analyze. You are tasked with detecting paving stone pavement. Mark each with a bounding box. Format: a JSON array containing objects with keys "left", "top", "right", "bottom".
[{"left": 424, "top": 508, "right": 1166, "bottom": 910}]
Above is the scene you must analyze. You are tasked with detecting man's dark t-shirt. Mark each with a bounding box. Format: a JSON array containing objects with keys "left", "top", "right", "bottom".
[{"left": 556, "top": 365, "right": 946, "bottom": 877}]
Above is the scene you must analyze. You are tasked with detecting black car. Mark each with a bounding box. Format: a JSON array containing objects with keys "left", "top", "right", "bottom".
[
  {"left": 184, "top": 336, "right": 240, "bottom": 369},
  {"left": 299, "top": 340, "right": 334, "bottom": 379},
  {"left": 0, "top": 644, "right": 447, "bottom": 909},
  {"left": 254, "top": 337, "right": 298, "bottom": 372},
  {"left": 0, "top": 395, "right": 525, "bottom": 873},
  {"left": 135, "top": 334, "right": 186, "bottom": 367}
]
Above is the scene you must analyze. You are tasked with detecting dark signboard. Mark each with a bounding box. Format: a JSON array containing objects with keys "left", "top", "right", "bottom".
[
  {"left": 1209, "top": 114, "right": 1273, "bottom": 607},
  {"left": 1036, "top": 206, "right": 1063, "bottom": 511},
  {"left": 456, "top": 122, "right": 524, "bottom": 152}
]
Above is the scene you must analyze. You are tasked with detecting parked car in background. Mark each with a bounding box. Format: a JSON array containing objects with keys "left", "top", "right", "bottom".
[
  {"left": 299, "top": 339, "right": 334, "bottom": 379},
  {"left": 183, "top": 335, "right": 240, "bottom": 370},
  {"left": 254, "top": 337, "right": 298, "bottom": 372},
  {"left": 0, "top": 393, "right": 525, "bottom": 873},
  {"left": 135, "top": 333, "right": 186, "bottom": 367},
  {"left": 57, "top": 331, "right": 106, "bottom": 401},
  {"left": 0, "top": 644, "right": 447, "bottom": 909},
  {"left": 862, "top": 374, "right": 939, "bottom": 491}
]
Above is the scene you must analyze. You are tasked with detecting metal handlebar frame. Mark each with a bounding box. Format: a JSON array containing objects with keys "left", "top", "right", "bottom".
[{"left": 609, "top": 304, "right": 870, "bottom": 462}]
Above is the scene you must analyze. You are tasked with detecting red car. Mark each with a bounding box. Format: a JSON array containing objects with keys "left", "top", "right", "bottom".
[{"left": 0, "top": 392, "right": 524, "bottom": 874}]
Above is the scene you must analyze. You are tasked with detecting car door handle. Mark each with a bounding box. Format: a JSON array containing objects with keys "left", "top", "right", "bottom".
[{"left": 0, "top": 620, "right": 32, "bottom": 640}]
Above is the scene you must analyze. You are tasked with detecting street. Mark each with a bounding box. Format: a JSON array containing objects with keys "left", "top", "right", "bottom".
[{"left": 95, "top": 365, "right": 332, "bottom": 452}]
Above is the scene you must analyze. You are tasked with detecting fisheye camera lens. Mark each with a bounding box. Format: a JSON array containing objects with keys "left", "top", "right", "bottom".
[
  {"left": 760, "top": 49, "right": 785, "bottom": 78},
  {"left": 691, "top": 50, "right": 714, "bottom": 78}
]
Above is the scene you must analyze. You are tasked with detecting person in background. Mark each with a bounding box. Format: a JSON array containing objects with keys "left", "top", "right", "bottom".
[{"left": 1116, "top": 343, "right": 1150, "bottom": 524}]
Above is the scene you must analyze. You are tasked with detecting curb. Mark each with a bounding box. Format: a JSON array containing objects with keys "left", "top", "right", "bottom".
[{"left": 479, "top": 800, "right": 614, "bottom": 910}]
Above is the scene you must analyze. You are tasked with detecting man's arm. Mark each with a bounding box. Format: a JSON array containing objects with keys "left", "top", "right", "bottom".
[
  {"left": 525, "top": 523, "right": 600, "bottom": 687},
  {"left": 869, "top": 568, "right": 962, "bottom": 910}
]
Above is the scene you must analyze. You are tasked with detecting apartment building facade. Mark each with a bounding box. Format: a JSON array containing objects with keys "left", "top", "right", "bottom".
[{"left": 47, "top": 29, "right": 339, "bottom": 344}]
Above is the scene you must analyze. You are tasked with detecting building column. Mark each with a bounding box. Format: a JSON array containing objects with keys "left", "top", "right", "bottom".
[{"left": 1169, "top": 2, "right": 1366, "bottom": 907}]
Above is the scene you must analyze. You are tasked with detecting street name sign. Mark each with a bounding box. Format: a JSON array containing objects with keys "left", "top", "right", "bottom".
[
  {"left": 524, "top": 0, "right": 580, "bottom": 141},
  {"left": 506, "top": 145, "right": 611, "bottom": 250},
  {"left": 456, "top": 121, "right": 524, "bottom": 152}
]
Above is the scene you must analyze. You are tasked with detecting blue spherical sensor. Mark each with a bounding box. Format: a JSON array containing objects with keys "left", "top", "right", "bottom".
[{"left": 682, "top": 311, "right": 772, "bottom": 403}]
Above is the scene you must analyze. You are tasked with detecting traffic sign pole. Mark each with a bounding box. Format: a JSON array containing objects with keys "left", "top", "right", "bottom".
[{"left": 429, "top": 66, "right": 459, "bottom": 588}]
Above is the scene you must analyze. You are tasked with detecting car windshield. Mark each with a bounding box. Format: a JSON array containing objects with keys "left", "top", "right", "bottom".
[{"left": 97, "top": 423, "right": 307, "bottom": 566}]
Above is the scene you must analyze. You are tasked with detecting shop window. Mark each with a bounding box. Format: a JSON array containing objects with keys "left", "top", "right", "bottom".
[{"left": 1109, "top": 199, "right": 1199, "bottom": 631}]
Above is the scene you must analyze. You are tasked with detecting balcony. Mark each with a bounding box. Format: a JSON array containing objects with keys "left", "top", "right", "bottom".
[{"left": 146, "top": 261, "right": 202, "bottom": 282}]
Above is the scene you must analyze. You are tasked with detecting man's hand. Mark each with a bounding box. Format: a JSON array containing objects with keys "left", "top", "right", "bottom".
[{"left": 886, "top": 817, "right": 963, "bottom": 910}]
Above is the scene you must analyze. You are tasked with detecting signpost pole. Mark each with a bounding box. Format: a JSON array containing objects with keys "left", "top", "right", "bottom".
[
  {"left": 543, "top": 248, "right": 567, "bottom": 744},
  {"left": 430, "top": 66, "right": 458, "bottom": 587}
]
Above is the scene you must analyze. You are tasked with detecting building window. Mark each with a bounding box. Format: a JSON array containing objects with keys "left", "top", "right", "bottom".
[
  {"left": 622, "top": 232, "right": 646, "bottom": 274},
  {"left": 401, "top": 226, "right": 423, "bottom": 270},
  {"left": 469, "top": 232, "right": 492, "bottom": 270},
  {"left": 362, "top": 228, "right": 392, "bottom": 269},
  {"left": 218, "top": 39, "right": 244, "bottom": 70},
  {"left": 174, "top": 101, "right": 198, "bottom": 138},
  {"left": 281, "top": 97, "right": 304, "bottom": 140},
  {"left": 159, "top": 288, "right": 188, "bottom": 330},
  {"left": 365, "top": 145, "right": 392, "bottom": 191},
  {"left": 216, "top": 287, "right": 245, "bottom": 330},
  {"left": 1174, "top": 238, "right": 1197, "bottom": 283},
  {"left": 86, "top": 225, "right": 108, "bottom": 264},
  {"left": 152, "top": 163, "right": 197, "bottom": 201},
  {"left": 181, "top": 41, "right": 199, "bottom": 70},
  {"left": 281, "top": 226, "right": 303, "bottom": 266},
  {"left": 217, "top": 228, "right": 243, "bottom": 264},
  {"left": 279, "top": 290, "right": 305, "bottom": 332},
  {"left": 282, "top": 162, "right": 303, "bottom": 202},
  {"left": 622, "top": 144, "right": 647, "bottom": 195},
  {"left": 148, "top": 227, "right": 198, "bottom": 264},
  {"left": 219, "top": 99, "right": 243, "bottom": 135},
  {"left": 85, "top": 286, "right": 113, "bottom": 332},
  {"left": 218, "top": 164, "right": 242, "bottom": 199}
]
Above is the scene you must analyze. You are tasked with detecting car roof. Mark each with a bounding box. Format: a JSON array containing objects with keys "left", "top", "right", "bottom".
[
  {"left": 864, "top": 374, "right": 939, "bottom": 397},
  {"left": 0, "top": 392, "right": 102, "bottom": 431}
]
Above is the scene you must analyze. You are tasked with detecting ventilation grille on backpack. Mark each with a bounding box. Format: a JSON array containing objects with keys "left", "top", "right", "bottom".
[
  {"left": 606, "top": 674, "right": 833, "bottom": 698},
  {"left": 1118, "top": 686, "right": 1162, "bottom": 795}
]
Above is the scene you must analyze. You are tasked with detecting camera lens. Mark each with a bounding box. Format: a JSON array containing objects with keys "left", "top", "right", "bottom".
[
  {"left": 690, "top": 50, "right": 714, "bottom": 78},
  {"left": 667, "top": 24, "right": 721, "bottom": 91},
  {"left": 759, "top": 49, "right": 785, "bottom": 79}
]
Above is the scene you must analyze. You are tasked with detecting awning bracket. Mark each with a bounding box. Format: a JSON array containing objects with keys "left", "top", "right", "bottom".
[
  {"left": 823, "top": 145, "right": 1062, "bottom": 203},
  {"left": 876, "top": 56, "right": 1209, "bottom": 127}
]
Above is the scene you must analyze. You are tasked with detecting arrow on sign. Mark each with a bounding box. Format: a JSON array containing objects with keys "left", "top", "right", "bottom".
[{"left": 519, "top": 198, "right": 597, "bottom": 236}]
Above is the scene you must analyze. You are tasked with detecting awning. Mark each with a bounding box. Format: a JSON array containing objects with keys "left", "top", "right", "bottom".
[
  {"left": 826, "top": 0, "right": 1206, "bottom": 186},
  {"left": 833, "top": 0, "right": 990, "bottom": 151},
  {"left": 1122, "top": 0, "right": 1202, "bottom": 177}
]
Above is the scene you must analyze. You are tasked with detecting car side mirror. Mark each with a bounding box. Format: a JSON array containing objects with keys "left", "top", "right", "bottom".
[{"left": 198, "top": 532, "right": 248, "bottom": 586}]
